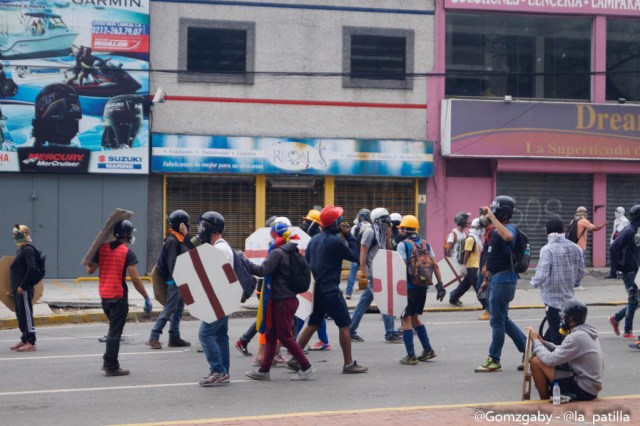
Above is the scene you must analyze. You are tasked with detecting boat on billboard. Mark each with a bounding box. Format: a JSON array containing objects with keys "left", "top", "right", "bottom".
[{"left": 0, "top": 0, "right": 149, "bottom": 174}]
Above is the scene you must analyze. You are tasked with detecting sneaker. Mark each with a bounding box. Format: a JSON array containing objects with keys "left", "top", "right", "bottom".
[
  {"left": 15, "top": 343, "right": 36, "bottom": 352},
  {"left": 10, "top": 341, "right": 26, "bottom": 351},
  {"left": 628, "top": 341, "right": 640, "bottom": 350},
  {"left": 386, "top": 334, "right": 403, "bottom": 344},
  {"left": 623, "top": 332, "right": 637, "bottom": 339},
  {"left": 272, "top": 353, "right": 286, "bottom": 367},
  {"left": 196, "top": 346, "right": 204, "bottom": 353},
  {"left": 309, "top": 341, "right": 332, "bottom": 351},
  {"left": 235, "top": 340, "right": 252, "bottom": 356},
  {"left": 168, "top": 338, "right": 191, "bottom": 348},
  {"left": 475, "top": 356, "right": 501, "bottom": 372},
  {"left": 199, "top": 372, "right": 230, "bottom": 387},
  {"left": 399, "top": 355, "right": 419, "bottom": 365},
  {"left": 252, "top": 358, "right": 262, "bottom": 367},
  {"left": 285, "top": 358, "right": 301, "bottom": 372},
  {"left": 478, "top": 310, "right": 490, "bottom": 321},
  {"left": 351, "top": 334, "right": 365, "bottom": 343},
  {"left": 291, "top": 365, "right": 317, "bottom": 381},
  {"left": 244, "top": 369, "right": 271, "bottom": 381},
  {"left": 146, "top": 339, "right": 162, "bottom": 350},
  {"left": 417, "top": 350, "right": 437, "bottom": 362},
  {"left": 609, "top": 316, "right": 620, "bottom": 336},
  {"left": 343, "top": 360, "right": 368, "bottom": 374},
  {"left": 104, "top": 367, "right": 130, "bottom": 377},
  {"left": 450, "top": 300, "right": 463, "bottom": 307}
]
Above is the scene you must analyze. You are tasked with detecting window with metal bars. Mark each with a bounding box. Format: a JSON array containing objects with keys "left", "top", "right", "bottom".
[
  {"left": 266, "top": 176, "right": 324, "bottom": 227},
  {"left": 334, "top": 177, "right": 416, "bottom": 223},
  {"left": 165, "top": 175, "right": 256, "bottom": 249}
]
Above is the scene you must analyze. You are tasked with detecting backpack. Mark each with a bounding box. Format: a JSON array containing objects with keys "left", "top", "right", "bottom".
[
  {"left": 565, "top": 219, "right": 586, "bottom": 243},
  {"left": 510, "top": 228, "right": 531, "bottom": 274},
  {"left": 456, "top": 236, "right": 476, "bottom": 265},
  {"left": 27, "top": 244, "right": 45, "bottom": 284},
  {"left": 286, "top": 246, "right": 311, "bottom": 294},
  {"left": 232, "top": 250, "right": 258, "bottom": 302},
  {"left": 443, "top": 231, "right": 457, "bottom": 257},
  {"left": 405, "top": 240, "right": 435, "bottom": 287}
]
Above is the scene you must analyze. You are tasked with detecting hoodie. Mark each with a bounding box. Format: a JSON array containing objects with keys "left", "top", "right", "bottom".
[
  {"left": 609, "top": 220, "right": 639, "bottom": 273},
  {"left": 533, "top": 324, "right": 604, "bottom": 396}
]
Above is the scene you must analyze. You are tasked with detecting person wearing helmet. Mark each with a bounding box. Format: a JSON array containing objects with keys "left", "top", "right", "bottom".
[
  {"left": 193, "top": 211, "right": 235, "bottom": 387},
  {"left": 449, "top": 216, "right": 484, "bottom": 308},
  {"left": 146, "top": 210, "right": 193, "bottom": 350},
  {"left": 606, "top": 207, "right": 630, "bottom": 279},
  {"left": 389, "top": 212, "right": 404, "bottom": 249},
  {"left": 475, "top": 196, "right": 527, "bottom": 373},
  {"left": 345, "top": 208, "right": 371, "bottom": 300},
  {"left": 444, "top": 211, "right": 471, "bottom": 259},
  {"left": 86, "top": 220, "right": 152, "bottom": 376},
  {"left": 396, "top": 215, "right": 444, "bottom": 365},
  {"left": 569, "top": 206, "right": 607, "bottom": 290},
  {"left": 531, "top": 218, "right": 585, "bottom": 345},
  {"left": 528, "top": 299, "right": 604, "bottom": 401},
  {"left": 78, "top": 46, "right": 100, "bottom": 86},
  {"left": 295, "top": 205, "right": 368, "bottom": 374},
  {"left": 609, "top": 205, "right": 640, "bottom": 342},
  {"left": 300, "top": 209, "right": 321, "bottom": 237},
  {"left": 9, "top": 224, "right": 42, "bottom": 352},
  {"left": 349, "top": 207, "right": 399, "bottom": 344}
]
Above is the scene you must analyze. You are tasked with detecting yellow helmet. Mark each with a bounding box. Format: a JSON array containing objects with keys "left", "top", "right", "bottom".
[
  {"left": 399, "top": 215, "right": 419, "bottom": 230},
  {"left": 305, "top": 209, "right": 321, "bottom": 224}
]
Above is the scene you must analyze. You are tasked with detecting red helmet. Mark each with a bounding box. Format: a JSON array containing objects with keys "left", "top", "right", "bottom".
[{"left": 320, "top": 205, "right": 344, "bottom": 228}]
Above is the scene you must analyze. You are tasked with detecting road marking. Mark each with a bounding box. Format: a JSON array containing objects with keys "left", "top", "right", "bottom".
[{"left": 0, "top": 350, "right": 188, "bottom": 362}]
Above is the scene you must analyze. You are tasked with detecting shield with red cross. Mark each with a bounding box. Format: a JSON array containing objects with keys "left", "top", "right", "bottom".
[
  {"left": 372, "top": 249, "right": 407, "bottom": 318},
  {"left": 173, "top": 243, "right": 244, "bottom": 323},
  {"left": 438, "top": 257, "right": 464, "bottom": 288}
]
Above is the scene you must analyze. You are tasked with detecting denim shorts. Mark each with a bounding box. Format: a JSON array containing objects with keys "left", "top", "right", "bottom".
[{"left": 308, "top": 290, "right": 351, "bottom": 328}]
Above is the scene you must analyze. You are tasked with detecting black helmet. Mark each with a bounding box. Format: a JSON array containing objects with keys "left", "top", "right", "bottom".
[
  {"left": 197, "top": 211, "right": 225, "bottom": 242},
  {"left": 101, "top": 94, "right": 145, "bottom": 149},
  {"left": 562, "top": 298, "right": 588, "bottom": 327},
  {"left": 490, "top": 195, "right": 515, "bottom": 221},
  {"left": 32, "top": 83, "right": 82, "bottom": 146},
  {"left": 453, "top": 211, "right": 471, "bottom": 226},
  {"left": 169, "top": 210, "right": 190, "bottom": 232},
  {"left": 630, "top": 205, "right": 640, "bottom": 222},
  {"left": 113, "top": 220, "right": 134, "bottom": 242}
]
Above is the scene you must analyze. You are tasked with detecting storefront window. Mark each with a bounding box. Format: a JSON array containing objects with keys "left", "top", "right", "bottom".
[
  {"left": 446, "top": 13, "right": 591, "bottom": 100},
  {"left": 607, "top": 19, "right": 640, "bottom": 102}
]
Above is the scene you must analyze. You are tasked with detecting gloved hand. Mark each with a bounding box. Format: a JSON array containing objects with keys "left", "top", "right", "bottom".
[
  {"left": 459, "top": 266, "right": 467, "bottom": 278},
  {"left": 435, "top": 283, "right": 446, "bottom": 302},
  {"left": 144, "top": 296, "right": 152, "bottom": 313}
]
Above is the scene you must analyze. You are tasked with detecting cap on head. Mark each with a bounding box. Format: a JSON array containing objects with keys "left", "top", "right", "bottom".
[
  {"left": 357, "top": 208, "right": 371, "bottom": 223},
  {"left": 576, "top": 206, "right": 588, "bottom": 215},
  {"left": 319, "top": 205, "right": 344, "bottom": 228},
  {"left": 399, "top": 215, "right": 419, "bottom": 230},
  {"left": 274, "top": 216, "right": 292, "bottom": 226},
  {"left": 271, "top": 222, "right": 290, "bottom": 237},
  {"left": 12, "top": 224, "right": 32, "bottom": 244}
]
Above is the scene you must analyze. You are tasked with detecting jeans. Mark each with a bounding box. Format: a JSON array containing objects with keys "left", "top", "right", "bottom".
[
  {"left": 240, "top": 321, "right": 258, "bottom": 344},
  {"left": 150, "top": 284, "right": 185, "bottom": 341},
  {"left": 488, "top": 279, "right": 526, "bottom": 362},
  {"left": 295, "top": 317, "right": 328, "bottom": 343},
  {"left": 345, "top": 262, "right": 359, "bottom": 296},
  {"left": 575, "top": 250, "right": 585, "bottom": 287},
  {"left": 101, "top": 297, "right": 129, "bottom": 370},
  {"left": 613, "top": 271, "right": 639, "bottom": 334},
  {"left": 261, "top": 298, "right": 311, "bottom": 372},
  {"left": 350, "top": 275, "right": 395, "bottom": 340},
  {"left": 475, "top": 270, "right": 488, "bottom": 309},
  {"left": 199, "top": 316, "right": 230, "bottom": 375}
]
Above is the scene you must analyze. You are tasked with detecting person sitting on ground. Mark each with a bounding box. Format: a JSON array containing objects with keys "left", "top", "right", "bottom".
[{"left": 528, "top": 298, "right": 604, "bottom": 402}]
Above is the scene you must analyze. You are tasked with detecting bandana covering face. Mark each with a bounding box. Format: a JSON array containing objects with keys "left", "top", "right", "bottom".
[{"left": 12, "top": 224, "right": 32, "bottom": 246}]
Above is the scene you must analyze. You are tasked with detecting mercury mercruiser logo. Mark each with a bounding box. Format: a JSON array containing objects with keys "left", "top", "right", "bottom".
[
  {"left": 22, "top": 152, "right": 85, "bottom": 167},
  {"left": 17, "top": 147, "right": 91, "bottom": 173}
]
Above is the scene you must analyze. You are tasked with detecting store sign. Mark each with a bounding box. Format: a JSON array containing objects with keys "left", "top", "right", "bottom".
[
  {"left": 152, "top": 134, "right": 434, "bottom": 177},
  {"left": 441, "top": 99, "right": 640, "bottom": 160},
  {"left": 0, "top": 0, "right": 150, "bottom": 174},
  {"left": 444, "top": 0, "right": 640, "bottom": 16}
]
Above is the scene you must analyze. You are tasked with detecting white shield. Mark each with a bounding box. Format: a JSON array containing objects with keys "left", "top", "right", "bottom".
[
  {"left": 372, "top": 249, "right": 407, "bottom": 318},
  {"left": 173, "top": 243, "right": 244, "bottom": 323},
  {"left": 438, "top": 257, "right": 463, "bottom": 288}
]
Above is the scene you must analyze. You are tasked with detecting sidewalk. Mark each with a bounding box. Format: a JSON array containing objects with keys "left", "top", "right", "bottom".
[{"left": 0, "top": 268, "right": 629, "bottom": 329}]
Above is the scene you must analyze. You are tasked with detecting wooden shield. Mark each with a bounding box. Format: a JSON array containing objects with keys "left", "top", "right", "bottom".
[
  {"left": 150, "top": 265, "right": 168, "bottom": 306},
  {"left": 0, "top": 256, "right": 44, "bottom": 312},
  {"left": 371, "top": 249, "right": 407, "bottom": 318},
  {"left": 438, "top": 256, "right": 463, "bottom": 288},
  {"left": 81, "top": 208, "right": 133, "bottom": 266},
  {"left": 173, "top": 243, "right": 243, "bottom": 323}
]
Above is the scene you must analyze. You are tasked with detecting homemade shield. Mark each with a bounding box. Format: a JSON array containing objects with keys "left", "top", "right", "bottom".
[
  {"left": 150, "top": 265, "right": 167, "bottom": 306},
  {"left": 438, "top": 257, "right": 463, "bottom": 288},
  {"left": 372, "top": 249, "right": 407, "bottom": 318},
  {"left": 0, "top": 256, "right": 44, "bottom": 311},
  {"left": 81, "top": 208, "right": 133, "bottom": 266}
]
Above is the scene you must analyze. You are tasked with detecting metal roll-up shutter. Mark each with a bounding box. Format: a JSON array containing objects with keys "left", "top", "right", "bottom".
[
  {"left": 165, "top": 175, "right": 256, "bottom": 249},
  {"left": 266, "top": 176, "right": 324, "bottom": 226},
  {"left": 496, "top": 172, "right": 593, "bottom": 265},
  {"left": 606, "top": 174, "right": 640, "bottom": 266},
  {"left": 334, "top": 177, "right": 417, "bottom": 223}
]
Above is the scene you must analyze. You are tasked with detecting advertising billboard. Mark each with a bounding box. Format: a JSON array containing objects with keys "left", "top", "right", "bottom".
[
  {"left": 0, "top": 0, "right": 149, "bottom": 174},
  {"left": 152, "top": 134, "right": 434, "bottom": 178}
]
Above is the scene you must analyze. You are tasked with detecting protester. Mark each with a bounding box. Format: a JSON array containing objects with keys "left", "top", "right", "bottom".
[
  {"left": 531, "top": 218, "right": 585, "bottom": 345},
  {"left": 448, "top": 218, "right": 481, "bottom": 307},
  {"left": 606, "top": 207, "right": 630, "bottom": 279},
  {"left": 9, "top": 225, "right": 41, "bottom": 352},
  {"left": 444, "top": 211, "right": 470, "bottom": 259},
  {"left": 345, "top": 209, "right": 370, "bottom": 300},
  {"left": 570, "top": 206, "right": 607, "bottom": 290},
  {"left": 86, "top": 220, "right": 152, "bottom": 376},
  {"left": 528, "top": 298, "right": 604, "bottom": 401}
]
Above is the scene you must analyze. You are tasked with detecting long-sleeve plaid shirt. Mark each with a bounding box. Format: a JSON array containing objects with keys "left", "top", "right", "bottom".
[{"left": 531, "top": 233, "right": 585, "bottom": 310}]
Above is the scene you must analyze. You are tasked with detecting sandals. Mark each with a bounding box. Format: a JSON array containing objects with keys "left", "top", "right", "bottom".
[
  {"left": 10, "top": 342, "right": 26, "bottom": 350},
  {"left": 16, "top": 343, "right": 36, "bottom": 352}
]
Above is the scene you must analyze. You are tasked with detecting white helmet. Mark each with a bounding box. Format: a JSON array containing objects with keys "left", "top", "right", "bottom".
[
  {"left": 274, "top": 216, "right": 292, "bottom": 226},
  {"left": 371, "top": 207, "right": 390, "bottom": 222},
  {"left": 390, "top": 212, "right": 402, "bottom": 224}
]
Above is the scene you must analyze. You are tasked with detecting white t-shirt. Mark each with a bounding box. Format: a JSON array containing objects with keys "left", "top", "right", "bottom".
[
  {"left": 213, "top": 238, "right": 234, "bottom": 268},
  {"left": 446, "top": 228, "right": 467, "bottom": 259}
]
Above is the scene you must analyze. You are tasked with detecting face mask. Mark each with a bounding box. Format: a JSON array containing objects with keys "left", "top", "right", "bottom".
[
  {"left": 129, "top": 235, "right": 136, "bottom": 245},
  {"left": 615, "top": 211, "right": 623, "bottom": 219},
  {"left": 559, "top": 313, "right": 570, "bottom": 336}
]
